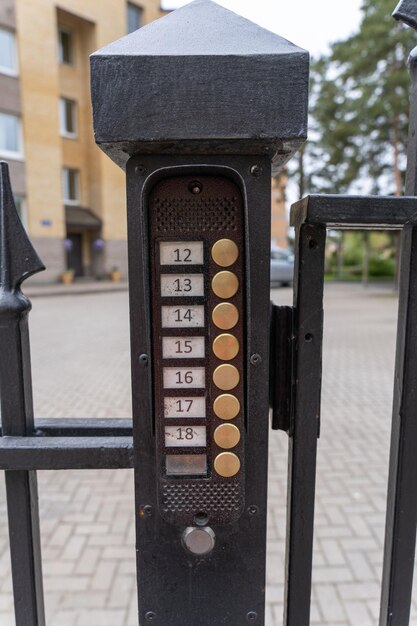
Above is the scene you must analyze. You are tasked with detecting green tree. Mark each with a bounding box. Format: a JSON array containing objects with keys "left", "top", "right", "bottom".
[{"left": 305, "top": 0, "right": 416, "bottom": 196}]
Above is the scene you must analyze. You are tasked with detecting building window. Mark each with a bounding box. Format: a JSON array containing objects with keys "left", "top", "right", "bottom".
[
  {"left": 62, "top": 168, "right": 80, "bottom": 204},
  {"left": 59, "top": 98, "right": 77, "bottom": 137},
  {"left": 14, "top": 195, "right": 26, "bottom": 227},
  {"left": 0, "top": 28, "right": 18, "bottom": 76},
  {"left": 0, "top": 112, "right": 23, "bottom": 159},
  {"left": 58, "top": 28, "right": 73, "bottom": 64},
  {"left": 127, "top": 3, "right": 143, "bottom": 33}
]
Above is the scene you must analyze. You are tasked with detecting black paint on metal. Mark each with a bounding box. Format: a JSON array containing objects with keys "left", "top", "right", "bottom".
[
  {"left": 283, "top": 223, "right": 326, "bottom": 626},
  {"left": 126, "top": 154, "right": 271, "bottom": 625},
  {"left": 291, "top": 194, "right": 417, "bottom": 230},
  {"left": 393, "top": 0, "right": 417, "bottom": 29},
  {"left": 0, "top": 161, "right": 46, "bottom": 625},
  {"left": 379, "top": 19, "right": 417, "bottom": 624},
  {"left": 90, "top": 0, "right": 309, "bottom": 174},
  {"left": 269, "top": 304, "right": 294, "bottom": 432},
  {"left": 0, "top": 436, "right": 134, "bottom": 470}
]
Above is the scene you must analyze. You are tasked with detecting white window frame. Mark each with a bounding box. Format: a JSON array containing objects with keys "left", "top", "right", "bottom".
[
  {"left": 59, "top": 97, "right": 77, "bottom": 138},
  {"left": 62, "top": 167, "right": 80, "bottom": 205},
  {"left": 0, "top": 27, "right": 18, "bottom": 77},
  {"left": 58, "top": 27, "right": 74, "bottom": 65},
  {"left": 0, "top": 111, "right": 24, "bottom": 160}
]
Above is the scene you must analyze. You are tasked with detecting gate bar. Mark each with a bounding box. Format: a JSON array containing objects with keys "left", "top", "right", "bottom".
[
  {"left": 379, "top": 9, "right": 417, "bottom": 620},
  {"left": 0, "top": 162, "right": 46, "bottom": 625},
  {"left": 284, "top": 222, "right": 326, "bottom": 626}
]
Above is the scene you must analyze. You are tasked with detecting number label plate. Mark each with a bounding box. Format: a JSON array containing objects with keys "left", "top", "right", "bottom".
[
  {"left": 163, "top": 367, "right": 206, "bottom": 389},
  {"left": 164, "top": 396, "right": 206, "bottom": 418},
  {"left": 162, "top": 337, "right": 205, "bottom": 359},
  {"left": 160, "top": 241, "right": 204, "bottom": 265},
  {"left": 161, "top": 306, "right": 204, "bottom": 328},
  {"left": 161, "top": 274, "right": 204, "bottom": 297},
  {"left": 165, "top": 426, "right": 207, "bottom": 448}
]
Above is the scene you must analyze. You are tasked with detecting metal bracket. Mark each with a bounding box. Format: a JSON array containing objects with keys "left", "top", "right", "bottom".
[{"left": 269, "top": 303, "right": 294, "bottom": 432}]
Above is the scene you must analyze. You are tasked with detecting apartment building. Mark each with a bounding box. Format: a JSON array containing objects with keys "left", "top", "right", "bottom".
[{"left": 0, "top": 0, "right": 164, "bottom": 281}]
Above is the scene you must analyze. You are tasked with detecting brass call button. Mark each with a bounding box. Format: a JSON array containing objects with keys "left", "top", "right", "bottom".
[
  {"left": 214, "top": 424, "right": 241, "bottom": 449},
  {"left": 213, "top": 334, "right": 239, "bottom": 360},
  {"left": 213, "top": 394, "right": 240, "bottom": 420},
  {"left": 211, "top": 239, "right": 239, "bottom": 267},
  {"left": 212, "top": 271, "right": 239, "bottom": 299},
  {"left": 214, "top": 452, "right": 241, "bottom": 478},
  {"left": 213, "top": 364, "right": 240, "bottom": 390},
  {"left": 212, "top": 303, "right": 239, "bottom": 330}
]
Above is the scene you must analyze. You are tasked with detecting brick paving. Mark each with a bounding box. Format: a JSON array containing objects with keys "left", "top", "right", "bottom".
[{"left": 0, "top": 283, "right": 416, "bottom": 625}]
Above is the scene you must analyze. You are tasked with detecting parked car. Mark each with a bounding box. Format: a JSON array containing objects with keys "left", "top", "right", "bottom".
[{"left": 270, "top": 246, "right": 294, "bottom": 286}]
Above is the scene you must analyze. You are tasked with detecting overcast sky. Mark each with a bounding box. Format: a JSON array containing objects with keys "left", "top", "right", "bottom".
[{"left": 161, "top": 0, "right": 363, "bottom": 57}]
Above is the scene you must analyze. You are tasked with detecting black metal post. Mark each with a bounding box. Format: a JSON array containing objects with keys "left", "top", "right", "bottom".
[
  {"left": 379, "top": 5, "right": 417, "bottom": 621},
  {"left": 283, "top": 222, "right": 326, "bottom": 626},
  {"left": 0, "top": 162, "right": 46, "bottom": 625}
]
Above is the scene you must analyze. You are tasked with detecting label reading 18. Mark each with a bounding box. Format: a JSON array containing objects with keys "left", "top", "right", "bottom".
[
  {"left": 165, "top": 426, "right": 207, "bottom": 447},
  {"left": 160, "top": 241, "right": 204, "bottom": 266}
]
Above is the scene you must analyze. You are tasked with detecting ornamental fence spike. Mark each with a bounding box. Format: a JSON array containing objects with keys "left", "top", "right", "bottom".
[{"left": 0, "top": 161, "right": 44, "bottom": 293}]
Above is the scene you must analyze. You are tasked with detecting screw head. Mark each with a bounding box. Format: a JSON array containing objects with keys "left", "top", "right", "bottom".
[
  {"left": 247, "top": 611, "right": 258, "bottom": 622},
  {"left": 145, "top": 611, "right": 156, "bottom": 621},
  {"left": 136, "top": 165, "right": 147, "bottom": 176},
  {"left": 139, "top": 505, "right": 153, "bottom": 518},
  {"left": 250, "top": 353, "right": 262, "bottom": 365},
  {"left": 248, "top": 505, "right": 259, "bottom": 515},
  {"left": 250, "top": 165, "right": 263, "bottom": 178},
  {"left": 139, "top": 354, "right": 149, "bottom": 366}
]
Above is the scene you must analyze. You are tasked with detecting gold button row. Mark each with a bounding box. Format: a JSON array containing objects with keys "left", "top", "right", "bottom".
[
  {"left": 214, "top": 452, "right": 241, "bottom": 478},
  {"left": 211, "top": 240, "right": 241, "bottom": 477},
  {"left": 212, "top": 271, "right": 239, "bottom": 299},
  {"left": 211, "top": 239, "right": 239, "bottom": 267}
]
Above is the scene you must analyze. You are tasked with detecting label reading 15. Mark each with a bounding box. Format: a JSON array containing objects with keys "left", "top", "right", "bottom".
[{"left": 162, "top": 336, "right": 205, "bottom": 359}]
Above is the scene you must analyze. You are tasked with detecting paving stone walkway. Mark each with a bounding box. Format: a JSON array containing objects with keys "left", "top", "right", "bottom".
[{"left": 0, "top": 283, "right": 415, "bottom": 625}]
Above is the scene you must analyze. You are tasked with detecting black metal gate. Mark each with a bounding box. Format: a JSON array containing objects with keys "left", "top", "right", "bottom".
[{"left": 0, "top": 1, "right": 417, "bottom": 625}]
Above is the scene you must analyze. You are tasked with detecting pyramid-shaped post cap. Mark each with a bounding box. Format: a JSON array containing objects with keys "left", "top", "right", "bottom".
[{"left": 90, "top": 0, "right": 309, "bottom": 169}]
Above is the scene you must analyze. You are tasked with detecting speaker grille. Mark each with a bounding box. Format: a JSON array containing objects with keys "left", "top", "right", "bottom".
[{"left": 154, "top": 196, "right": 238, "bottom": 233}]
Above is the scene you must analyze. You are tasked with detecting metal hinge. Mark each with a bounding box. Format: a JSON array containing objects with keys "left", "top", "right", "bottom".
[{"left": 269, "top": 303, "right": 294, "bottom": 432}]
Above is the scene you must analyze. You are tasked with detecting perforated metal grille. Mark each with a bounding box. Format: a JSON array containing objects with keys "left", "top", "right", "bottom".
[
  {"left": 162, "top": 482, "right": 242, "bottom": 513},
  {"left": 154, "top": 197, "right": 238, "bottom": 232}
]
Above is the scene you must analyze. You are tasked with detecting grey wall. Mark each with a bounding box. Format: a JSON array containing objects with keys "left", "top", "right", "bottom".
[{"left": 0, "top": 0, "right": 15, "bottom": 29}]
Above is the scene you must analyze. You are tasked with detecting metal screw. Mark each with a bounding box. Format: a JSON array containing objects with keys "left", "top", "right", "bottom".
[
  {"left": 189, "top": 180, "right": 203, "bottom": 195},
  {"left": 248, "top": 505, "right": 259, "bottom": 515},
  {"left": 139, "top": 354, "right": 149, "bottom": 366},
  {"left": 145, "top": 611, "right": 156, "bottom": 621},
  {"left": 250, "top": 164, "right": 263, "bottom": 178},
  {"left": 139, "top": 505, "right": 153, "bottom": 518},
  {"left": 305, "top": 333, "right": 313, "bottom": 343},
  {"left": 250, "top": 353, "right": 262, "bottom": 365},
  {"left": 136, "top": 165, "right": 147, "bottom": 176},
  {"left": 247, "top": 611, "right": 258, "bottom": 622}
]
